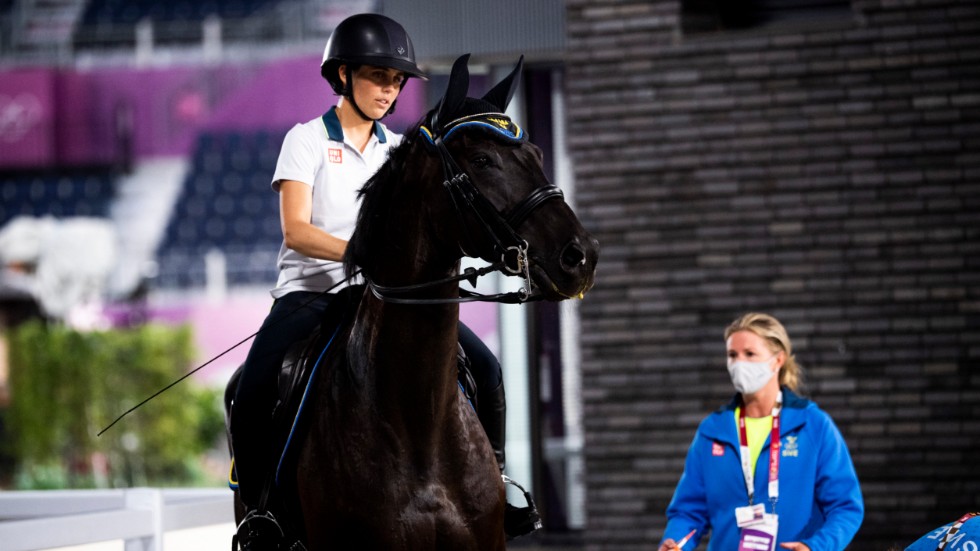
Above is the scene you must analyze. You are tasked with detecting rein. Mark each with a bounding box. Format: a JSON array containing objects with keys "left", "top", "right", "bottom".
[
  {"left": 366, "top": 263, "right": 531, "bottom": 305},
  {"left": 367, "top": 113, "right": 564, "bottom": 305}
]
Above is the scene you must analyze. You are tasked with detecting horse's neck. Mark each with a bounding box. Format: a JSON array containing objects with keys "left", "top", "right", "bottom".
[
  {"left": 357, "top": 218, "right": 464, "bottom": 430},
  {"left": 353, "top": 288, "right": 460, "bottom": 444},
  {"left": 347, "top": 148, "right": 470, "bottom": 436}
]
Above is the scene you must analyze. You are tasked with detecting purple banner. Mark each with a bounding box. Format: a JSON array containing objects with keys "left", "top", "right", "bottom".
[
  {"left": 0, "top": 68, "right": 56, "bottom": 167},
  {"left": 57, "top": 63, "right": 244, "bottom": 163},
  {"left": 203, "top": 55, "right": 425, "bottom": 134},
  {"left": 1, "top": 54, "right": 428, "bottom": 170}
]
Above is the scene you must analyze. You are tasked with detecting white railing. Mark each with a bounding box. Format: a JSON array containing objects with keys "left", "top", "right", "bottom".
[{"left": 0, "top": 487, "right": 234, "bottom": 551}]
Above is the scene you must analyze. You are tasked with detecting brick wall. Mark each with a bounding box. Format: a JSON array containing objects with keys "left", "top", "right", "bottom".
[{"left": 565, "top": 1, "right": 979, "bottom": 549}]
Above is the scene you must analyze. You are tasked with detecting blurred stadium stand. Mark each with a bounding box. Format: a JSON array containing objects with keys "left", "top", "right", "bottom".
[
  {"left": 80, "top": 0, "right": 280, "bottom": 24},
  {"left": 155, "top": 130, "right": 286, "bottom": 289},
  {"left": 74, "top": 0, "right": 287, "bottom": 48},
  {"left": 1, "top": 0, "right": 367, "bottom": 55},
  {"left": 0, "top": 171, "right": 115, "bottom": 222},
  {"left": 4, "top": 0, "right": 87, "bottom": 51}
]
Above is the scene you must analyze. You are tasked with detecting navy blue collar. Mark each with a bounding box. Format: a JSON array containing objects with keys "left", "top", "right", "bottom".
[{"left": 322, "top": 106, "right": 387, "bottom": 144}]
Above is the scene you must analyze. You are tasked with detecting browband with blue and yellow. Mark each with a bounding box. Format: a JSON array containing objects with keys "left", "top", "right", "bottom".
[{"left": 420, "top": 112, "right": 525, "bottom": 144}]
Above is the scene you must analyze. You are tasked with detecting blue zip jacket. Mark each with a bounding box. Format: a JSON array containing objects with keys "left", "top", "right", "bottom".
[{"left": 662, "top": 388, "right": 863, "bottom": 551}]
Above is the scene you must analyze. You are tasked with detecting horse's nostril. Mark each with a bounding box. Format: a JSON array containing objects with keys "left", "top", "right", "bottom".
[{"left": 560, "top": 242, "right": 587, "bottom": 271}]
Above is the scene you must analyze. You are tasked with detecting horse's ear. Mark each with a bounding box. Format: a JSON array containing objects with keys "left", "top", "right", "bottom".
[
  {"left": 482, "top": 55, "right": 524, "bottom": 112},
  {"left": 430, "top": 53, "right": 471, "bottom": 132}
]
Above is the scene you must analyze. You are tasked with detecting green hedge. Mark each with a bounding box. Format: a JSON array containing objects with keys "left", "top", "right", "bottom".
[{"left": 5, "top": 321, "right": 225, "bottom": 489}]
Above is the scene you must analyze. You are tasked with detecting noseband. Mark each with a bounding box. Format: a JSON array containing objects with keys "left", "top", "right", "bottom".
[{"left": 367, "top": 113, "right": 565, "bottom": 305}]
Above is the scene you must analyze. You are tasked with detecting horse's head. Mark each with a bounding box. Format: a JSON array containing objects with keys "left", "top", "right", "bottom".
[
  {"left": 422, "top": 54, "right": 598, "bottom": 300},
  {"left": 347, "top": 54, "right": 598, "bottom": 301}
]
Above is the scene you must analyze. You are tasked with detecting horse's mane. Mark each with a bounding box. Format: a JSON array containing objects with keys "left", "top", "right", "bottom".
[{"left": 343, "top": 118, "right": 425, "bottom": 280}]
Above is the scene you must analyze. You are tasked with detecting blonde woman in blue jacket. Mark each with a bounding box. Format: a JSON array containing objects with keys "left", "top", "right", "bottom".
[{"left": 659, "top": 313, "right": 863, "bottom": 551}]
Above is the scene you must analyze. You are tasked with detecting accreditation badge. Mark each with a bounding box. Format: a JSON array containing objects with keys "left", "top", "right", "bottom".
[{"left": 735, "top": 505, "right": 778, "bottom": 551}]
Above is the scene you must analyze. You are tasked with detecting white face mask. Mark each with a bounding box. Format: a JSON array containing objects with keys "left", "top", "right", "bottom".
[{"left": 727, "top": 357, "right": 777, "bottom": 395}]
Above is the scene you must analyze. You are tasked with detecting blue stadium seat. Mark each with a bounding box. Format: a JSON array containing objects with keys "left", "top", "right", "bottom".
[
  {"left": 156, "top": 129, "right": 287, "bottom": 288},
  {"left": 80, "top": 0, "right": 281, "bottom": 25},
  {"left": 0, "top": 172, "right": 115, "bottom": 228},
  {"left": 74, "top": 0, "right": 286, "bottom": 47}
]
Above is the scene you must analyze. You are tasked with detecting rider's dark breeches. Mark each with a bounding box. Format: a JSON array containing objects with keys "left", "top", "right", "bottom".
[
  {"left": 231, "top": 291, "right": 334, "bottom": 508},
  {"left": 231, "top": 290, "right": 503, "bottom": 509},
  {"left": 458, "top": 322, "right": 503, "bottom": 396},
  {"left": 459, "top": 322, "right": 506, "bottom": 467}
]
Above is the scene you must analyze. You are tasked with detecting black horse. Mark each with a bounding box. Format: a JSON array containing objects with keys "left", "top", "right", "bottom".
[{"left": 227, "top": 54, "right": 598, "bottom": 550}]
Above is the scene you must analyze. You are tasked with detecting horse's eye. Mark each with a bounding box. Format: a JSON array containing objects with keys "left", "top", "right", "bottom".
[{"left": 471, "top": 154, "right": 492, "bottom": 169}]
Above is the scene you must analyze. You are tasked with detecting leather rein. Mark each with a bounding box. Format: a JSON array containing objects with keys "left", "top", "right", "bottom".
[{"left": 366, "top": 113, "right": 565, "bottom": 305}]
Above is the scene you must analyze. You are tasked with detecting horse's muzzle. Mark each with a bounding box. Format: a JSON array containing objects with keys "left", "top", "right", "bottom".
[{"left": 539, "top": 235, "right": 599, "bottom": 299}]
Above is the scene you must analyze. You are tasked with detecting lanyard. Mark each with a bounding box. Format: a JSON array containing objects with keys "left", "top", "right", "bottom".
[
  {"left": 738, "top": 391, "right": 782, "bottom": 511},
  {"left": 937, "top": 512, "right": 980, "bottom": 551}
]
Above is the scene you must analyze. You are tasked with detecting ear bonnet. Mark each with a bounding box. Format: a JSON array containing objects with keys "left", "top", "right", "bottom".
[{"left": 420, "top": 54, "right": 526, "bottom": 147}]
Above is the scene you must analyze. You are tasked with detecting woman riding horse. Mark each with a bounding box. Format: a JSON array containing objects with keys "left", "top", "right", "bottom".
[
  {"left": 229, "top": 14, "right": 543, "bottom": 550},
  {"left": 290, "top": 53, "right": 597, "bottom": 549}
]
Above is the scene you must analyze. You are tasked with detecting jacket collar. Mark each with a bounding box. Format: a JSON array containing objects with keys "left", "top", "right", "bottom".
[{"left": 701, "top": 387, "right": 811, "bottom": 446}]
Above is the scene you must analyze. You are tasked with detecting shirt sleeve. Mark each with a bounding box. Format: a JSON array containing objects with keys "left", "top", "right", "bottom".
[
  {"left": 663, "top": 430, "right": 711, "bottom": 549},
  {"left": 801, "top": 411, "right": 865, "bottom": 551},
  {"left": 272, "top": 124, "right": 320, "bottom": 192}
]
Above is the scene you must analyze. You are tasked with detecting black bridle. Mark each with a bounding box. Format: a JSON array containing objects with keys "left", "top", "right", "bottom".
[{"left": 366, "top": 113, "right": 565, "bottom": 305}]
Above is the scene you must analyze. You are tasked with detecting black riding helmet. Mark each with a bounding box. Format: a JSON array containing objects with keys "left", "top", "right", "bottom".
[{"left": 321, "top": 13, "right": 428, "bottom": 119}]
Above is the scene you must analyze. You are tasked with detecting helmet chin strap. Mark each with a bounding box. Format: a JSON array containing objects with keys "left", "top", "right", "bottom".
[
  {"left": 343, "top": 66, "right": 399, "bottom": 122},
  {"left": 348, "top": 95, "right": 377, "bottom": 121}
]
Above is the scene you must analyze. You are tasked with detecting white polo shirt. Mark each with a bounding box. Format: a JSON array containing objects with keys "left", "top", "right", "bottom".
[{"left": 270, "top": 106, "right": 401, "bottom": 298}]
